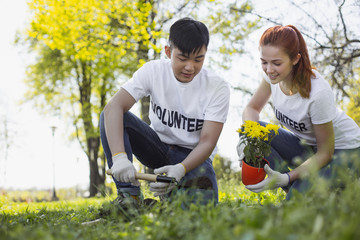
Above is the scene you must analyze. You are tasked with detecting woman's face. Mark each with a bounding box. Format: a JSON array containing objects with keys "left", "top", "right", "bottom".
[{"left": 260, "top": 45, "right": 300, "bottom": 85}]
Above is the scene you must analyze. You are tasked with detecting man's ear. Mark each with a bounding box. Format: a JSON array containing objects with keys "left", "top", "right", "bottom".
[{"left": 165, "top": 45, "right": 171, "bottom": 59}]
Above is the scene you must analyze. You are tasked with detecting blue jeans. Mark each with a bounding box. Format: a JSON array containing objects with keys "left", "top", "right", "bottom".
[
  {"left": 257, "top": 121, "right": 360, "bottom": 200},
  {"left": 100, "top": 111, "right": 218, "bottom": 204}
]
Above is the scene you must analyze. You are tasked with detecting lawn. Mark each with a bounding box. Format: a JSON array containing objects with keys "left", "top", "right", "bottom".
[{"left": 1, "top": 169, "right": 360, "bottom": 240}]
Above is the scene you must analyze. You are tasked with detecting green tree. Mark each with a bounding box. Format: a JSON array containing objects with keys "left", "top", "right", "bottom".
[
  {"left": 231, "top": 0, "right": 360, "bottom": 130},
  {"left": 19, "top": 0, "right": 162, "bottom": 196},
  {"left": 235, "top": 0, "right": 360, "bottom": 113},
  {"left": 18, "top": 0, "right": 260, "bottom": 196}
]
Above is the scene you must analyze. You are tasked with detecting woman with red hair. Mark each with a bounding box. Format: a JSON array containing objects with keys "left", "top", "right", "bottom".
[{"left": 237, "top": 25, "right": 360, "bottom": 199}]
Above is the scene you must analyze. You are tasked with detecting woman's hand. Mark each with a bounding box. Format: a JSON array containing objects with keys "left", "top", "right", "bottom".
[{"left": 245, "top": 165, "right": 290, "bottom": 193}]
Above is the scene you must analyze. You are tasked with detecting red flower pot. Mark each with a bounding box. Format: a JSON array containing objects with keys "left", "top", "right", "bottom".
[{"left": 241, "top": 158, "right": 269, "bottom": 186}]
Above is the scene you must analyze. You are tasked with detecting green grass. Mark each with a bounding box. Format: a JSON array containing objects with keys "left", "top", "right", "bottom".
[{"left": 2, "top": 167, "right": 360, "bottom": 240}]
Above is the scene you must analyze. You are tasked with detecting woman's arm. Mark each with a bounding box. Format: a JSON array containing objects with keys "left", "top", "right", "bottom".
[
  {"left": 288, "top": 121, "right": 335, "bottom": 182},
  {"left": 242, "top": 78, "right": 272, "bottom": 122},
  {"left": 245, "top": 107, "right": 336, "bottom": 193}
]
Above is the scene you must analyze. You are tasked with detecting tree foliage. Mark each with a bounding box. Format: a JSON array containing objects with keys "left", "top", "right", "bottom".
[
  {"left": 233, "top": 0, "right": 360, "bottom": 125},
  {"left": 280, "top": 0, "right": 360, "bottom": 125},
  {"left": 289, "top": 0, "right": 360, "bottom": 100},
  {"left": 19, "top": 0, "right": 164, "bottom": 196},
  {"left": 18, "top": 0, "right": 260, "bottom": 196}
]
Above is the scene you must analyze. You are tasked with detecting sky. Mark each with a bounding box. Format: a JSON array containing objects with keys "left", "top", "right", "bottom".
[
  {"left": 0, "top": 0, "right": 90, "bottom": 190},
  {"left": 1, "top": 0, "right": 355, "bottom": 191}
]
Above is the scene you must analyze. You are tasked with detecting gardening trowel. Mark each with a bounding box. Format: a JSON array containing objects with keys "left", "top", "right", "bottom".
[
  {"left": 106, "top": 169, "right": 213, "bottom": 190},
  {"left": 81, "top": 169, "right": 214, "bottom": 226}
]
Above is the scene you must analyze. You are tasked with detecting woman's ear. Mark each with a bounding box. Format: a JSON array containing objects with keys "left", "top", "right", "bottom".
[
  {"left": 293, "top": 53, "right": 301, "bottom": 65},
  {"left": 165, "top": 45, "right": 171, "bottom": 59}
]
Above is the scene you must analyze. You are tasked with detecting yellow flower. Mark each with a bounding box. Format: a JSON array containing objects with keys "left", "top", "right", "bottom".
[
  {"left": 236, "top": 120, "right": 280, "bottom": 166},
  {"left": 266, "top": 124, "right": 280, "bottom": 135}
]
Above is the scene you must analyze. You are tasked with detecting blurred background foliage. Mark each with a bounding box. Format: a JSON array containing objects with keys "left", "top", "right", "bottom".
[
  {"left": 1, "top": 0, "right": 358, "bottom": 197},
  {"left": 15, "top": 0, "right": 260, "bottom": 196}
]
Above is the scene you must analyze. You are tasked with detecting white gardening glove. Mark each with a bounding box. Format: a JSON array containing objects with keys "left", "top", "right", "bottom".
[
  {"left": 111, "top": 153, "right": 140, "bottom": 186},
  {"left": 236, "top": 138, "right": 246, "bottom": 167},
  {"left": 245, "top": 165, "right": 290, "bottom": 193},
  {"left": 149, "top": 163, "right": 186, "bottom": 197}
]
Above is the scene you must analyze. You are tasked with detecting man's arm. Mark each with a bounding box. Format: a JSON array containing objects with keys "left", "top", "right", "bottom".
[
  {"left": 181, "top": 120, "right": 224, "bottom": 172},
  {"left": 149, "top": 120, "right": 224, "bottom": 196},
  {"left": 103, "top": 88, "right": 136, "bottom": 155}
]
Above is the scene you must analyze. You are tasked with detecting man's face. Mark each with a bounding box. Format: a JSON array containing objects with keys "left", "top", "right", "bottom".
[{"left": 165, "top": 45, "right": 207, "bottom": 83}]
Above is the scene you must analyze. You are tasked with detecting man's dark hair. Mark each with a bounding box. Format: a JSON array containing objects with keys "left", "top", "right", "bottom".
[{"left": 169, "top": 17, "right": 209, "bottom": 55}]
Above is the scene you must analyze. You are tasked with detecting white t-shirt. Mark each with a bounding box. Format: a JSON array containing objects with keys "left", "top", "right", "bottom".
[
  {"left": 264, "top": 70, "right": 360, "bottom": 149},
  {"left": 123, "top": 59, "right": 230, "bottom": 152}
]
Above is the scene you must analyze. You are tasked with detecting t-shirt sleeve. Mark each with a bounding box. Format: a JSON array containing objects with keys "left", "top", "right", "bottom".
[
  {"left": 309, "top": 89, "right": 337, "bottom": 124},
  {"left": 122, "top": 62, "right": 152, "bottom": 101},
  {"left": 204, "top": 82, "right": 230, "bottom": 123}
]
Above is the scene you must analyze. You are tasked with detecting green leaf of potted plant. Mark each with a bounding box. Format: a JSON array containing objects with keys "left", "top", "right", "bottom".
[{"left": 237, "top": 120, "right": 280, "bottom": 185}]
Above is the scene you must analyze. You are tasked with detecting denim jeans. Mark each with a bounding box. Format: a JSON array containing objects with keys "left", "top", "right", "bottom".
[
  {"left": 257, "top": 121, "right": 360, "bottom": 200},
  {"left": 100, "top": 111, "right": 218, "bottom": 204}
]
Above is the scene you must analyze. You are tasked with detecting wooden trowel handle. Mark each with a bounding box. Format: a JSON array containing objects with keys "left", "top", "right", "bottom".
[{"left": 106, "top": 169, "right": 176, "bottom": 183}]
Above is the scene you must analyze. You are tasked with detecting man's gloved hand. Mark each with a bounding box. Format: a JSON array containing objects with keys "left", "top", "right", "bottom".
[
  {"left": 111, "top": 152, "right": 140, "bottom": 186},
  {"left": 236, "top": 138, "right": 246, "bottom": 167},
  {"left": 245, "top": 165, "right": 290, "bottom": 193},
  {"left": 149, "top": 163, "right": 186, "bottom": 197}
]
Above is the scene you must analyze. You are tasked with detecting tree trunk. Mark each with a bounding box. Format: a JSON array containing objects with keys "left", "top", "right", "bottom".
[
  {"left": 88, "top": 137, "right": 104, "bottom": 197},
  {"left": 79, "top": 61, "right": 106, "bottom": 197}
]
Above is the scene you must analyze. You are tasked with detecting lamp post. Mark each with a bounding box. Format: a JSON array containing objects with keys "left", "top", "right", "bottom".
[{"left": 50, "top": 126, "right": 58, "bottom": 201}]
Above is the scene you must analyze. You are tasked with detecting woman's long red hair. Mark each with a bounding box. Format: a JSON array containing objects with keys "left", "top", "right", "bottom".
[{"left": 259, "top": 25, "right": 315, "bottom": 98}]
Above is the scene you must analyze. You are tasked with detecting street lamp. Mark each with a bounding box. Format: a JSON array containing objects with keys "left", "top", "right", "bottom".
[{"left": 50, "top": 126, "right": 58, "bottom": 201}]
